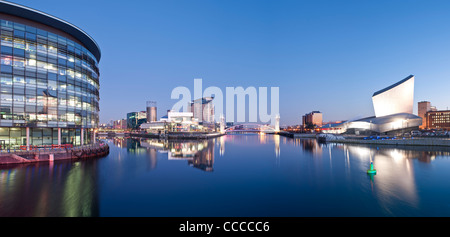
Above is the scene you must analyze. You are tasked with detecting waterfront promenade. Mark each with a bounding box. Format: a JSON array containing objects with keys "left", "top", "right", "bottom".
[
  {"left": 0, "top": 143, "right": 109, "bottom": 165},
  {"left": 280, "top": 131, "right": 450, "bottom": 147}
]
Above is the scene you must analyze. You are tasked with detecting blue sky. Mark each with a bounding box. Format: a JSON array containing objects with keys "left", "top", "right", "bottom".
[{"left": 8, "top": 0, "right": 450, "bottom": 126}]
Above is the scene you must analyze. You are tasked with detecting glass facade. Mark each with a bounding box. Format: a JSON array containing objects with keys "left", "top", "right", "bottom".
[
  {"left": 0, "top": 14, "right": 100, "bottom": 148},
  {"left": 127, "top": 112, "right": 147, "bottom": 130}
]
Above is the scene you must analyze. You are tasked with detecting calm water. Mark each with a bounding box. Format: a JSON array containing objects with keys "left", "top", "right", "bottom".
[{"left": 2, "top": 133, "right": 450, "bottom": 217}]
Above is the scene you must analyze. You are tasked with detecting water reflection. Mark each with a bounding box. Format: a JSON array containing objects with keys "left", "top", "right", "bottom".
[
  {"left": 292, "top": 137, "right": 450, "bottom": 164},
  {"left": 293, "top": 138, "right": 450, "bottom": 215},
  {"left": 1, "top": 135, "right": 450, "bottom": 217},
  {"left": 110, "top": 137, "right": 220, "bottom": 172},
  {"left": 274, "top": 134, "right": 280, "bottom": 158},
  {"left": 343, "top": 144, "right": 419, "bottom": 211},
  {"left": 299, "top": 138, "right": 323, "bottom": 156},
  {"left": 0, "top": 160, "right": 99, "bottom": 217},
  {"left": 108, "top": 135, "right": 283, "bottom": 172}
]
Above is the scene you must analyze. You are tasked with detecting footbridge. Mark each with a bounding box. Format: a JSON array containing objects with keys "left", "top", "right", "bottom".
[{"left": 225, "top": 123, "right": 279, "bottom": 134}]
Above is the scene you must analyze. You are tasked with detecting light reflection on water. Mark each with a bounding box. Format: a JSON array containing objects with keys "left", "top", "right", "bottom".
[{"left": 1, "top": 134, "right": 450, "bottom": 217}]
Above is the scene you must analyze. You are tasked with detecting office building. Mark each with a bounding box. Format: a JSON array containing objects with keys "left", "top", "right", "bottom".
[
  {"left": 426, "top": 110, "right": 450, "bottom": 130},
  {"left": 302, "top": 111, "right": 323, "bottom": 127},
  {"left": 0, "top": 1, "right": 101, "bottom": 148},
  {"left": 127, "top": 111, "right": 147, "bottom": 130},
  {"left": 113, "top": 119, "right": 127, "bottom": 130}
]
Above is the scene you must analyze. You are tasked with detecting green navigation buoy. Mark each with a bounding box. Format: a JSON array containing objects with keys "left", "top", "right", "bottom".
[{"left": 367, "top": 162, "right": 377, "bottom": 174}]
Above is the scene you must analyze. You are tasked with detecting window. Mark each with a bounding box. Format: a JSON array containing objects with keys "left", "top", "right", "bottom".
[
  {"left": 1, "top": 35, "right": 13, "bottom": 47},
  {"left": 1, "top": 56, "right": 12, "bottom": 65},
  {"left": 13, "top": 57, "right": 25, "bottom": 68},
  {"left": 26, "top": 58, "right": 36, "bottom": 67},
  {"left": 13, "top": 75, "right": 25, "bottom": 84},
  {"left": 0, "top": 19, "right": 99, "bottom": 129},
  {"left": 13, "top": 38, "right": 25, "bottom": 49},
  {"left": 13, "top": 30, "right": 25, "bottom": 38}
]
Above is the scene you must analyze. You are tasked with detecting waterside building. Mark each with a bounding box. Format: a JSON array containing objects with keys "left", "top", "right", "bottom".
[{"left": 0, "top": 1, "right": 101, "bottom": 148}]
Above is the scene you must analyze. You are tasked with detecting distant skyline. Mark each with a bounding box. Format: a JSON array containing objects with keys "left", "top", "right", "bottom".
[{"left": 8, "top": 0, "right": 450, "bottom": 126}]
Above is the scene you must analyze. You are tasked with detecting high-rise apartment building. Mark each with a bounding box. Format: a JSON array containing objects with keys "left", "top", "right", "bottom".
[
  {"left": 302, "top": 111, "right": 323, "bottom": 127},
  {"left": 190, "top": 97, "right": 214, "bottom": 123}
]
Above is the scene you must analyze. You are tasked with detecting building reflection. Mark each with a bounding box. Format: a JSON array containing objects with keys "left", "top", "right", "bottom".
[
  {"left": 343, "top": 143, "right": 450, "bottom": 164},
  {"left": 341, "top": 143, "right": 450, "bottom": 212},
  {"left": 187, "top": 142, "right": 214, "bottom": 172},
  {"left": 293, "top": 138, "right": 450, "bottom": 213},
  {"left": 139, "top": 138, "right": 216, "bottom": 172},
  {"left": 296, "top": 138, "right": 323, "bottom": 157},
  {"left": 344, "top": 144, "right": 419, "bottom": 208},
  {"left": 293, "top": 137, "right": 450, "bottom": 164},
  {"left": 0, "top": 160, "right": 100, "bottom": 217},
  {"left": 219, "top": 135, "right": 225, "bottom": 156},
  {"left": 107, "top": 137, "right": 220, "bottom": 172},
  {"left": 108, "top": 137, "right": 158, "bottom": 170}
]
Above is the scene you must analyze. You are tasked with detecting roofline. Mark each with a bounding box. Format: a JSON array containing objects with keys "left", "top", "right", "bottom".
[
  {"left": 372, "top": 75, "right": 414, "bottom": 97},
  {"left": 0, "top": 0, "right": 101, "bottom": 62},
  {"left": 425, "top": 110, "right": 450, "bottom": 114}
]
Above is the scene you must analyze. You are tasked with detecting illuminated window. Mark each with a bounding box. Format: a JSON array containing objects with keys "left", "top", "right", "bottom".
[{"left": 1, "top": 56, "right": 12, "bottom": 65}]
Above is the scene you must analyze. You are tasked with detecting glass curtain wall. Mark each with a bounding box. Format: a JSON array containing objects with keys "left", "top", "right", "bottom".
[
  {"left": 0, "top": 127, "right": 92, "bottom": 149},
  {"left": 0, "top": 19, "right": 99, "bottom": 149}
]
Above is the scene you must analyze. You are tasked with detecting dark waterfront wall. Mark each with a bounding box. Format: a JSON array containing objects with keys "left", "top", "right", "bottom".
[{"left": 0, "top": 142, "right": 109, "bottom": 165}]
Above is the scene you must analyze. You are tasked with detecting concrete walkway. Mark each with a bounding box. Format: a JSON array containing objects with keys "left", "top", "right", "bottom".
[{"left": 0, "top": 143, "right": 109, "bottom": 165}]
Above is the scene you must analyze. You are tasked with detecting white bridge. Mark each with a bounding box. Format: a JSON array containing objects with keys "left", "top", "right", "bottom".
[{"left": 225, "top": 123, "right": 279, "bottom": 134}]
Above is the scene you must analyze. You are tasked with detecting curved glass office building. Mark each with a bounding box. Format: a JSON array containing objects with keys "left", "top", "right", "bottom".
[{"left": 0, "top": 1, "right": 100, "bottom": 149}]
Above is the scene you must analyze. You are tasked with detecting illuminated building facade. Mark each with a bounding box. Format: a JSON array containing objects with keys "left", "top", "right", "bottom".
[
  {"left": 372, "top": 75, "right": 414, "bottom": 117},
  {"left": 113, "top": 119, "right": 127, "bottom": 130},
  {"left": 426, "top": 110, "right": 450, "bottom": 130},
  {"left": 190, "top": 97, "right": 214, "bottom": 123},
  {"left": 127, "top": 111, "right": 147, "bottom": 130},
  {"left": 418, "top": 101, "right": 431, "bottom": 129},
  {"left": 146, "top": 101, "right": 157, "bottom": 122},
  {"left": 418, "top": 101, "right": 438, "bottom": 129},
  {"left": 302, "top": 111, "right": 322, "bottom": 127},
  {"left": 141, "top": 111, "right": 217, "bottom": 133},
  {"left": 330, "top": 75, "right": 422, "bottom": 135},
  {"left": 0, "top": 1, "right": 101, "bottom": 148}
]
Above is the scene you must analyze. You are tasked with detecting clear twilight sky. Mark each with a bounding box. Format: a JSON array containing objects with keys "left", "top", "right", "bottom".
[{"left": 7, "top": 0, "right": 450, "bottom": 126}]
